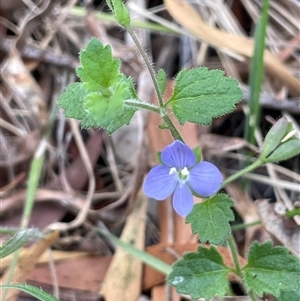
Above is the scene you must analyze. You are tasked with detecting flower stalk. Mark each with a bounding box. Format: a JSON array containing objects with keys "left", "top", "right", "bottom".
[{"left": 221, "top": 159, "right": 263, "bottom": 188}]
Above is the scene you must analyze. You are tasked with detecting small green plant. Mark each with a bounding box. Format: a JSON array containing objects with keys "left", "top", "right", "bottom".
[
  {"left": 56, "top": 1, "right": 300, "bottom": 300},
  {"left": 3, "top": 1, "right": 299, "bottom": 300}
]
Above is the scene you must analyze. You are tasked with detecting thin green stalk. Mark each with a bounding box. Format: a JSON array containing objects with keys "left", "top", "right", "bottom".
[
  {"left": 21, "top": 146, "right": 45, "bottom": 229},
  {"left": 227, "top": 235, "right": 259, "bottom": 301},
  {"left": 127, "top": 28, "right": 164, "bottom": 107},
  {"left": 2, "top": 149, "right": 46, "bottom": 299},
  {"left": 124, "top": 99, "right": 160, "bottom": 113},
  {"left": 20, "top": 104, "right": 57, "bottom": 228},
  {"left": 125, "top": 99, "right": 183, "bottom": 141},
  {"left": 285, "top": 208, "right": 300, "bottom": 218},
  {"left": 249, "top": 290, "right": 259, "bottom": 301},
  {"left": 244, "top": 0, "right": 270, "bottom": 145},
  {"left": 127, "top": 28, "right": 184, "bottom": 142},
  {"left": 97, "top": 228, "right": 172, "bottom": 275},
  {"left": 2, "top": 104, "right": 57, "bottom": 300},
  {"left": 231, "top": 220, "right": 261, "bottom": 231},
  {"left": 227, "top": 234, "right": 242, "bottom": 276},
  {"left": 162, "top": 114, "right": 184, "bottom": 142},
  {"left": 221, "top": 159, "right": 263, "bottom": 188}
]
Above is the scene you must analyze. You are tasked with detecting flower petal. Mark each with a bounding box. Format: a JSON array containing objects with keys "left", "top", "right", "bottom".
[
  {"left": 143, "top": 165, "right": 178, "bottom": 200},
  {"left": 188, "top": 161, "right": 223, "bottom": 197},
  {"left": 161, "top": 140, "right": 196, "bottom": 169},
  {"left": 173, "top": 184, "right": 194, "bottom": 216}
]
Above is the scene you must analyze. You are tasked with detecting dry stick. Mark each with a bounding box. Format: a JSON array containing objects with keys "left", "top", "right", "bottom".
[
  {"left": 48, "top": 119, "right": 95, "bottom": 231},
  {"left": 40, "top": 0, "right": 78, "bottom": 48},
  {"left": 46, "top": 249, "right": 59, "bottom": 299},
  {"left": 105, "top": 137, "right": 124, "bottom": 193},
  {"left": 0, "top": 188, "right": 131, "bottom": 225},
  {"left": 235, "top": 172, "right": 300, "bottom": 192}
]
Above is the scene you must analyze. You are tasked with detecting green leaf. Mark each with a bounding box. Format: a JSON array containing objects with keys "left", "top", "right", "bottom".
[
  {"left": 167, "top": 246, "right": 230, "bottom": 300},
  {"left": 242, "top": 241, "right": 300, "bottom": 297},
  {"left": 58, "top": 82, "right": 89, "bottom": 120},
  {"left": 260, "top": 117, "right": 290, "bottom": 159},
  {"left": 0, "top": 229, "right": 44, "bottom": 259},
  {"left": 166, "top": 67, "right": 243, "bottom": 125},
  {"left": 58, "top": 38, "right": 139, "bottom": 134},
  {"left": 82, "top": 81, "right": 137, "bottom": 134},
  {"left": 157, "top": 68, "right": 167, "bottom": 96},
  {"left": 77, "top": 37, "right": 122, "bottom": 91},
  {"left": 155, "top": 151, "right": 163, "bottom": 164},
  {"left": 278, "top": 289, "right": 300, "bottom": 301},
  {"left": 264, "top": 138, "right": 300, "bottom": 163},
  {"left": 0, "top": 284, "right": 60, "bottom": 301},
  {"left": 186, "top": 194, "right": 235, "bottom": 245},
  {"left": 192, "top": 146, "right": 202, "bottom": 162}
]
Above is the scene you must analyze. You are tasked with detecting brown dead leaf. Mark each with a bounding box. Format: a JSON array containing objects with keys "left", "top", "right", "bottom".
[
  {"left": 1, "top": 51, "right": 48, "bottom": 127},
  {"left": 255, "top": 199, "right": 300, "bottom": 256},
  {"left": 99, "top": 192, "right": 147, "bottom": 301},
  {"left": 225, "top": 182, "right": 271, "bottom": 255},
  {"left": 0, "top": 231, "right": 59, "bottom": 301},
  {"left": 1, "top": 250, "right": 91, "bottom": 270},
  {"left": 27, "top": 254, "right": 112, "bottom": 292}
]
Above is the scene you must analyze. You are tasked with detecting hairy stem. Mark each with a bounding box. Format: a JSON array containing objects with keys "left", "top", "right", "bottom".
[
  {"left": 226, "top": 236, "right": 258, "bottom": 300},
  {"left": 125, "top": 99, "right": 160, "bottom": 113},
  {"left": 127, "top": 28, "right": 164, "bottom": 107},
  {"left": 162, "top": 114, "right": 184, "bottom": 142},
  {"left": 249, "top": 290, "right": 259, "bottom": 301},
  {"left": 127, "top": 28, "right": 184, "bottom": 142},
  {"left": 227, "top": 234, "right": 242, "bottom": 276}
]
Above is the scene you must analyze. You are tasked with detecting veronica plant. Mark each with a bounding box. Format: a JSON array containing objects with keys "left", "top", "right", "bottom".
[{"left": 57, "top": 1, "right": 300, "bottom": 301}]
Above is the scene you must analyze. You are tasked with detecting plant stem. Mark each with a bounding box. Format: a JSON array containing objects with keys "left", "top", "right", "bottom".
[
  {"left": 249, "top": 290, "right": 259, "bottom": 301},
  {"left": 227, "top": 237, "right": 258, "bottom": 301},
  {"left": 285, "top": 207, "right": 300, "bottom": 218},
  {"left": 221, "top": 159, "right": 263, "bottom": 188},
  {"left": 125, "top": 99, "right": 160, "bottom": 113},
  {"left": 227, "top": 234, "right": 242, "bottom": 276},
  {"left": 231, "top": 220, "right": 261, "bottom": 231},
  {"left": 127, "top": 28, "right": 184, "bottom": 142},
  {"left": 162, "top": 114, "right": 184, "bottom": 142},
  {"left": 127, "top": 28, "right": 164, "bottom": 108}
]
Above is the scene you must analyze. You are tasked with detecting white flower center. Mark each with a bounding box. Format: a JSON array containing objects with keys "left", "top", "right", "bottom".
[
  {"left": 169, "top": 167, "right": 177, "bottom": 175},
  {"left": 181, "top": 167, "right": 189, "bottom": 177},
  {"left": 169, "top": 166, "right": 190, "bottom": 182}
]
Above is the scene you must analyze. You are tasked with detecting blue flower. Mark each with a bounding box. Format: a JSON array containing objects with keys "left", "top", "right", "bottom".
[{"left": 143, "top": 140, "right": 223, "bottom": 217}]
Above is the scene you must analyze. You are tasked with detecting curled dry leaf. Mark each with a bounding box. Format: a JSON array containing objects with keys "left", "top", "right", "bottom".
[
  {"left": 255, "top": 199, "right": 300, "bottom": 256},
  {"left": 1, "top": 51, "right": 48, "bottom": 128}
]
